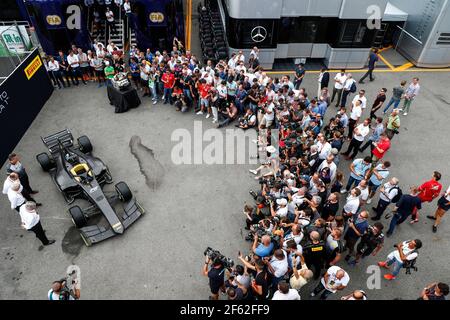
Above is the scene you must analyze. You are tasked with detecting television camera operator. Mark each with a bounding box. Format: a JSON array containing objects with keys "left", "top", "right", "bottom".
[
  {"left": 202, "top": 248, "right": 234, "bottom": 300},
  {"left": 48, "top": 272, "right": 80, "bottom": 300}
]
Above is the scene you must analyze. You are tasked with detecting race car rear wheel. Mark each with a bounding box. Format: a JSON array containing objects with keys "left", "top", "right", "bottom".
[
  {"left": 36, "top": 152, "right": 55, "bottom": 172},
  {"left": 78, "top": 135, "right": 93, "bottom": 153},
  {"left": 68, "top": 206, "right": 87, "bottom": 228},
  {"left": 115, "top": 182, "right": 132, "bottom": 202}
]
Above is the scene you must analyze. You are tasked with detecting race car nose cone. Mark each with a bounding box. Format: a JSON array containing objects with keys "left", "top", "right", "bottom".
[{"left": 112, "top": 222, "right": 124, "bottom": 234}]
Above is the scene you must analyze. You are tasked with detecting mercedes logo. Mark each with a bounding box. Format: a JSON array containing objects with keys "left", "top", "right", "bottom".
[{"left": 251, "top": 26, "right": 267, "bottom": 43}]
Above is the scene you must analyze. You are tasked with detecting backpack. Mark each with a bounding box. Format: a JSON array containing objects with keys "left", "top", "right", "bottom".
[
  {"left": 402, "top": 249, "right": 419, "bottom": 274},
  {"left": 390, "top": 186, "right": 403, "bottom": 203},
  {"left": 349, "top": 81, "right": 357, "bottom": 93}
]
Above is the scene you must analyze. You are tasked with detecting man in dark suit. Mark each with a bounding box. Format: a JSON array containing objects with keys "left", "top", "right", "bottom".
[{"left": 318, "top": 67, "right": 330, "bottom": 99}]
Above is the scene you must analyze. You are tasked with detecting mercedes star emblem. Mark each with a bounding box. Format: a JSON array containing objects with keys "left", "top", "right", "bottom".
[{"left": 251, "top": 26, "right": 267, "bottom": 43}]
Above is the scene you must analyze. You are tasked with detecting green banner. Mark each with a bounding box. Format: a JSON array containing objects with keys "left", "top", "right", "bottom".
[{"left": 0, "top": 25, "right": 32, "bottom": 57}]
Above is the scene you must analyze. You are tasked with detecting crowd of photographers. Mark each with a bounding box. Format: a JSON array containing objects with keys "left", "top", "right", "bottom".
[{"left": 198, "top": 48, "right": 450, "bottom": 301}]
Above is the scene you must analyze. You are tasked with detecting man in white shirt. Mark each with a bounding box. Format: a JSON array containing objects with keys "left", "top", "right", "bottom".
[
  {"left": 267, "top": 249, "right": 289, "bottom": 286},
  {"left": 311, "top": 266, "right": 350, "bottom": 300},
  {"left": 342, "top": 118, "right": 371, "bottom": 160},
  {"left": 372, "top": 178, "right": 400, "bottom": 220},
  {"left": 123, "top": 0, "right": 131, "bottom": 14},
  {"left": 271, "top": 198, "right": 288, "bottom": 218},
  {"left": 346, "top": 99, "right": 363, "bottom": 140},
  {"left": 19, "top": 202, "right": 55, "bottom": 246},
  {"left": 356, "top": 179, "right": 370, "bottom": 207},
  {"left": 316, "top": 133, "right": 332, "bottom": 161},
  {"left": 402, "top": 77, "right": 420, "bottom": 116},
  {"left": 8, "top": 182, "right": 26, "bottom": 211},
  {"left": 105, "top": 7, "right": 117, "bottom": 35},
  {"left": 272, "top": 281, "right": 301, "bottom": 300},
  {"left": 3, "top": 173, "right": 40, "bottom": 205},
  {"left": 352, "top": 89, "right": 367, "bottom": 109},
  {"left": 343, "top": 188, "right": 361, "bottom": 218},
  {"left": 67, "top": 51, "right": 86, "bottom": 85},
  {"left": 47, "top": 56, "right": 66, "bottom": 88},
  {"left": 340, "top": 73, "right": 356, "bottom": 107},
  {"left": 331, "top": 70, "right": 347, "bottom": 108}
]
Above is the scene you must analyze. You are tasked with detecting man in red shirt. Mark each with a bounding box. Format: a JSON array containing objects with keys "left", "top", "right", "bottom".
[
  {"left": 371, "top": 132, "right": 390, "bottom": 163},
  {"left": 196, "top": 79, "right": 211, "bottom": 116},
  {"left": 161, "top": 69, "right": 175, "bottom": 104},
  {"left": 411, "top": 171, "right": 442, "bottom": 223}
]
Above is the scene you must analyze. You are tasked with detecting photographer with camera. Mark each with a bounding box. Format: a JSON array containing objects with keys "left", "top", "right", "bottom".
[
  {"left": 349, "top": 222, "right": 384, "bottom": 266},
  {"left": 252, "top": 234, "right": 275, "bottom": 258},
  {"left": 378, "top": 239, "right": 422, "bottom": 281},
  {"left": 419, "top": 282, "right": 449, "bottom": 300},
  {"left": 48, "top": 276, "right": 80, "bottom": 301},
  {"left": 202, "top": 253, "right": 226, "bottom": 300}
]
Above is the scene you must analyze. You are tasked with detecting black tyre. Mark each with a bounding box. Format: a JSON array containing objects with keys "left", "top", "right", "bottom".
[
  {"left": 78, "top": 135, "right": 93, "bottom": 153},
  {"left": 36, "top": 152, "right": 55, "bottom": 172},
  {"left": 69, "top": 206, "right": 87, "bottom": 228},
  {"left": 115, "top": 181, "right": 132, "bottom": 202}
]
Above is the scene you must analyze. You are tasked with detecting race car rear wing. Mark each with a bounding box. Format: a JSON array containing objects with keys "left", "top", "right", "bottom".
[{"left": 41, "top": 129, "right": 74, "bottom": 154}]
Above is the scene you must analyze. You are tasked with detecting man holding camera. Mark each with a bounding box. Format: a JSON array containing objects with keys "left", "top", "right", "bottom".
[
  {"left": 252, "top": 234, "right": 274, "bottom": 258},
  {"left": 202, "top": 255, "right": 226, "bottom": 300},
  {"left": 378, "top": 239, "right": 422, "bottom": 280},
  {"left": 349, "top": 222, "right": 384, "bottom": 265}
]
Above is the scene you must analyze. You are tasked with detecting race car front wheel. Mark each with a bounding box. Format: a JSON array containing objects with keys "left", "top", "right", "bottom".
[
  {"left": 69, "top": 205, "right": 87, "bottom": 228},
  {"left": 36, "top": 152, "right": 55, "bottom": 172},
  {"left": 78, "top": 135, "right": 93, "bottom": 153},
  {"left": 115, "top": 182, "right": 132, "bottom": 202}
]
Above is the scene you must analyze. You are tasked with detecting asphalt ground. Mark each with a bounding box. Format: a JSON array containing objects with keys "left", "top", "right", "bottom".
[{"left": 1, "top": 69, "right": 450, "bottom": 300}]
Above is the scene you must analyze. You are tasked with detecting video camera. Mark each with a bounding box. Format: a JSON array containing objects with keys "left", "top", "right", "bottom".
[
  {"left": 204, "top": 247, "right": 234, "bottom": 269},
  {"left": 57, "top": 269, "right": 79, "bottom": 300}
]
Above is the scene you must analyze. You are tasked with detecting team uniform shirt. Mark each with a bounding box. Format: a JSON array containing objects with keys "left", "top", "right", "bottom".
[
  {"left": 47, "top": 60, "right": 60, "bottom": 72},
  {"left": 19, "top": 206, "right": 40, "bottom": 230},
  {"left": 3, "top": 178, "right": 23, "bottom": 195},
  {"left": 321, "top": 266, "right": 350, "bottom": 293},
  {"left": 162, "top": 73, "right": 175, "bottom": 88},
  {"left": 372, "top": 138, "right": 391, "bottom": 159},
  {"left": 7, "top": 189, "right": 25, "bottom": 209},
  {"left": 417, "top": 180, "right": 442, "bottom": 203},
  {"left": 353, "top": 124, "right": 370, "bottom": 142},
  {"left": 352, "top": 95, "right": 367, "bottom": 109},
  {"left": 67, "top": 55, "right": 80, "bottom": 68}
]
